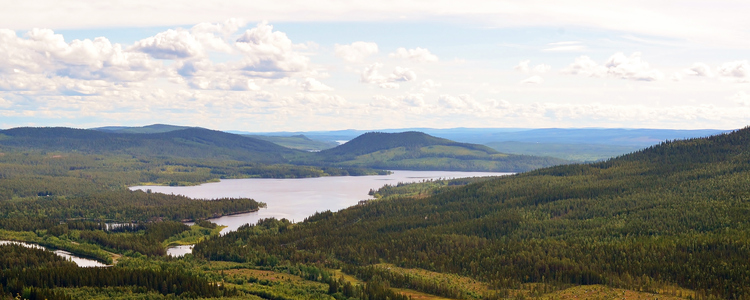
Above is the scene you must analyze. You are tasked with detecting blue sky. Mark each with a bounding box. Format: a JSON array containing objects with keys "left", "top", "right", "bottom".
[{"left": 1, "top": 1, "right": 749, "bottom": 131}]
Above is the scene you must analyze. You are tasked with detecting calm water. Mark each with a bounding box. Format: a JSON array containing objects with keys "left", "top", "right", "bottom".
[
  {"left": 167, "top": 245, "right": 194, "bottom": 257},
  {"left": 0, "top": 240, "right": 109, "bottom": 267},
  {"left": 132, "top": 170, "right": 510, "bottom": 235}
]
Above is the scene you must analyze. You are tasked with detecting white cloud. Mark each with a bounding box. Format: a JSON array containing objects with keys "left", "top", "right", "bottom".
[
  {"left": 300, "top": 77, "right": 333, "bottom": 92},
  {"left": 563, "top": 52, "right": 663, "bottom": 81},
  {"left": 371, "top": 93, "right": 426, "bottom": 108},
  {"left": 186, "top": 76, "right": 261, "bottom": 91},
  {"left": 131, "top": 29, "right": 205, "bottom": 59},
  {"left": 360, "top": 63, "right": 415, "bottom": 89},
  {"left": 534, "top": 64, "right": 551, "bottom": 73},
  {"left": 514, "top": 60, "right": 530, "bottom": 73},
  {"left": 389, "top": 47, "right": 438, "bottom": 62},
  {"left": 687, "top": 63, "right": 713, "bottom": 77},
  {"left": 419, "top": 79, "right": 441, "bottom": 92},
  {"left": 334, "top": 42, "right": 378, "bottom": 63},
  {"left": 437, "top": 94, "right": 484, "bottom": 111},
  {"left": 389, "top": 66, "right": 417, "bottom": 82},
  {"left": 543, "top": 41, "right": 586, "bottom": 52},
  {"left": 520, "top": 75, "right": 544, "bottom": 85},
  {"left": 360, "top": 63, "right": 386, "bottom": 84},
  {"left": 729, "top": 91, "right": 750, "bottom": 106},
  {"left": 717, "top": 60, "right": 749, "bottom": 82},
  {"left": 672, "top": 62, "right": 714, "bottom": 81},
  {"left": 0, "top": 96, "right": 11, "bottom": 108},
  {"left": 295, "top": 92, "right": 347, "bottom": 107},
  {"left": 235, "top": 21, "right": 310, "bottom": 74},
  {"left": 515, "top": 60, "right": 550, "bottom": 73},
  {"left": 0, "top": 28, "right": 159, "bottom": 85}
]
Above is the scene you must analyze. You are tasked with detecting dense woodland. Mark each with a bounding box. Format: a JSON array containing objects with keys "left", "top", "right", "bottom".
[
  {"left": 194, "top": 127, "right": 750, "bottom": 299},
  {"left": 4, "top": 125, "right": 750, "bottom": 299}
]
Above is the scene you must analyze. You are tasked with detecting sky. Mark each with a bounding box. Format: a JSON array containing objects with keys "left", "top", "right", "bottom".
[{"left": 1, "top": 1, "right": 749, "bottom": 132}]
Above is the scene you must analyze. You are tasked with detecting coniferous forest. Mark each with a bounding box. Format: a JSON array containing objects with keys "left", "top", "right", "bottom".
[{"left": 1, "top": 126, "right": 750, "bottom": 299}]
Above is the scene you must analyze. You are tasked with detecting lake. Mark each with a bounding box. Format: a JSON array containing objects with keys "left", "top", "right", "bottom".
[{"left": 132, "top": 170, "right": 510, "bottom": 236}]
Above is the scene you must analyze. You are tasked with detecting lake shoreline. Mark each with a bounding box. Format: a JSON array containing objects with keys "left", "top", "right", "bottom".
[{"left": 132, "top": 170, "right": 512, "bottom": 234}]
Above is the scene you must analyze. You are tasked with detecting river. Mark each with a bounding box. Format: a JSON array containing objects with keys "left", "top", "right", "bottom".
[{"left": 0, "top": 240, "right": 109, "bottom": 267}]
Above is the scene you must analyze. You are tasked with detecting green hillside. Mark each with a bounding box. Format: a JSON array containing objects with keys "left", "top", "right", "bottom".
[
  {"left": 196, "top": 127, "right": 750, "bottom": 299},
  {"left": 0, "top": 127, "right": 301, "bottom": 163},
  {"left": 92, "top": 124, "right": 191, "bottom": 134},
  {"left": 246, "top": 134, "right": 339, "bottom": 151},
  {"left": 300, "top": 131, "right": 568, "bottom": 172},
  {"left": 485, "top": 141, "right": 642, "bottom": 161}
]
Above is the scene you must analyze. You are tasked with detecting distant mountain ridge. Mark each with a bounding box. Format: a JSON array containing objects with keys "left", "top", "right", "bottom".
[
  {"left": 321, "top": 131, "right": 497, "bottom": 157},
  {"left": 92, "top": 124, "right": 192, "bottom": 134},
  {"left": 301, "top": 131, "right": 568, "bottom": 172},
  {"left": 0, "top": 126, "right": 568, "bottom": 172},
  {"left": 0, "top": 127, "right": 300, "bottom": 163}
]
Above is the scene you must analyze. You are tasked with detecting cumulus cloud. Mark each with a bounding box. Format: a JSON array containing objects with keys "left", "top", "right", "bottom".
[
  {"left": 729, "top": 91, "right": 750, "bottom": 106},
  {"left": 295, "top": 92, "right": 347, "bottom": 106},
  {"left": 300, "top": 77, "right": 333, "bottom": 92},
  {"left": 378, "top": 82, "right": 400, "bottom": 89},
  {"left": 562, "top": 52, "right": 663, "bottom": 81},
  {"left": 717, "top": 60, "right": 749, "bottom": 82},
  {"left": 389, "top": 47, "right": 439, "bottom": 62},
  {"left": 371, "top": 93, "right": 426, "bottom": 108},
  {"left": 520, "top": 75, "right": 544, "bottom": 85},
  {"left": 389, "top": 66, "right": 417, "bottom": 82},
  {"left": 132, "top": 29, "right": 204, "bottom": 59},
  {"left": 360, "top": 63, "right": 416, "bottom": 89},
  {"left": 360, "top": 63, "right": 386, "bottom": 84},
  {"left": 687, "top": 63, "right": 713, "bottom": 77},
  {"left": 515, "top": 60, "right": 551, "bottom": 73},
  {"left": 0, "top": 96, "right": 11, "bottom": 108},
  {"left": 0, "top": 28, "right": 159, "bottom": 85},
  {"left": 186, "top": 76, "right": 261, "bottom": 91},
  {"left": 437, "top": 94, "right": 484, "bottom": 111},
  {"left": 419, "top": 79, "right": 441, "bottom": 92},
  {"left": 235, "top": 21, "right": 310, "bottom": 74},
  {"left": 334, "top": 41, "right": 378, "bottom": 63},
  {"left": 672, "top": 62, "right": 714, "bottom": 81}
]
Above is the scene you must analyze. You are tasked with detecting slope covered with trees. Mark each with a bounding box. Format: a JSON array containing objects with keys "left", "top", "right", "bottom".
[
  {"left": 297, "top": 131, "right": 568, "bottom": 172},
  {"left": 195, "top": 127, "right": 750, "bottom": 299},
  {"left": 0, "top": 127, "right": 300, "bottom": 163}
]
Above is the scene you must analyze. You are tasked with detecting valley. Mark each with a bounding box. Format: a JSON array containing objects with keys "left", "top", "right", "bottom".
[{"left": 0, "top": 125, "right": 747, "bottom": 299}]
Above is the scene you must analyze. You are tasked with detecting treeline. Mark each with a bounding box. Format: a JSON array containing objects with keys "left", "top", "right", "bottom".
[
  {"left": 194, "top": 127, "right": 750, "bottom": 298},
  {"left": 77, "top": 221, "right": 190, "bottom": 256},
  {"left": 370, "top": 176, "right": 501, "bottom": 199},
  {"left": 0, "top": 244, "right": 236, "bottom": 299},
  {"left": 0, "top": 190, "right": 262, "bottom": 231}
]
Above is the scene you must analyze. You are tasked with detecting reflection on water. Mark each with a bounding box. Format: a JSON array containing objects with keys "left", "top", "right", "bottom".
[
  {"left": 131, "top": 170, "right": 510, "bottom": 234},
  {"left": 167, "top": 245, "right": 194, "bottom": 257},
  {"left": 0, "top": 240, "right": 109, "bottom": 267}
]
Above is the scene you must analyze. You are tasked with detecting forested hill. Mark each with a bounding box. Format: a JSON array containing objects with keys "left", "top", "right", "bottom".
[
  {"left": 92, "top": 123, "right": 190, "bottom": 134},
  {"left": 0, "top": 127, "right": 301, "bottom": 163},
  {"left": 297, "top": 131, "right": 568, "bottom": 172},
  {"left": 197, "top": 126, "right": 750, "bottom": 298},
  {"left": 320, "top": 131, "right": 496, "bottom": 156}
]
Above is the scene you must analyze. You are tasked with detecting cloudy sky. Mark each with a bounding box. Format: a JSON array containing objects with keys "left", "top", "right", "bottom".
[{"left": 1, "top": 1, "right": 749, "bottom": 131}]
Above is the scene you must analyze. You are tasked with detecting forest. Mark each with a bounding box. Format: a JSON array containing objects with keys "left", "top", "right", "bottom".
[
  {"left": 2, "top": 126, "right": 749, "bottom": 299},
  {"left": 193, "top": 127, "right": 750, "bottom": 299}
]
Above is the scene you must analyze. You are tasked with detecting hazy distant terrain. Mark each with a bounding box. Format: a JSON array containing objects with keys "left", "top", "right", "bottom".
[{"left": 236, "top": 127, "right": 731, "bottom": 161}]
